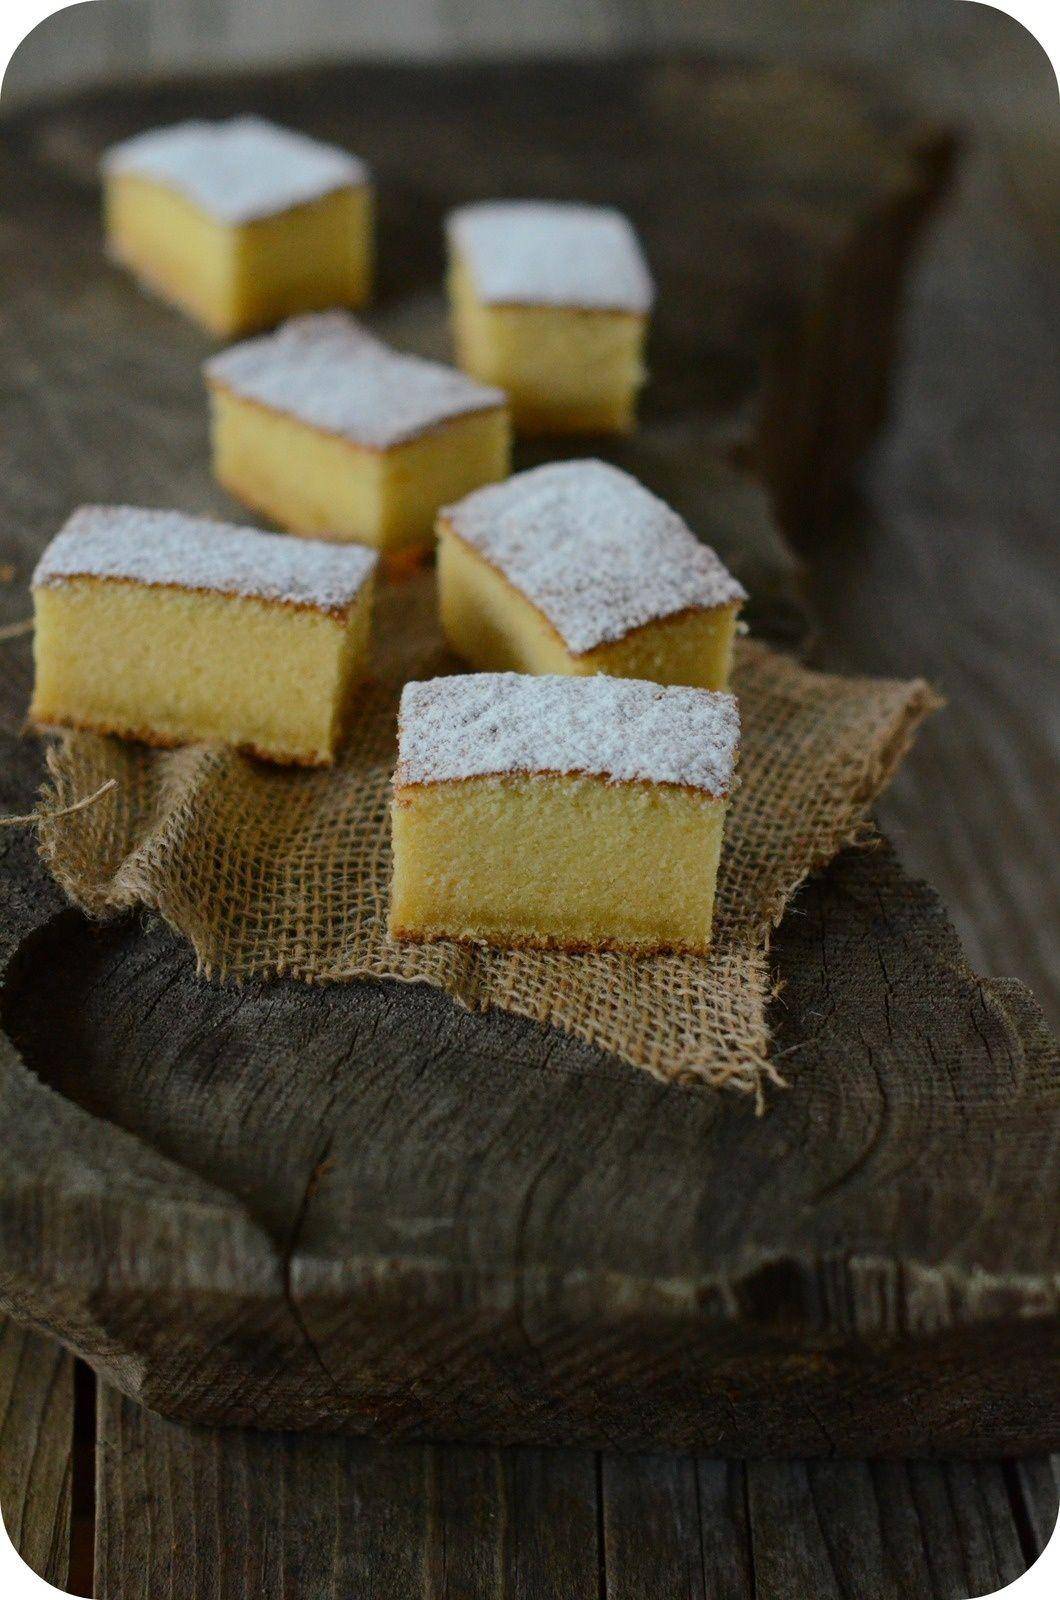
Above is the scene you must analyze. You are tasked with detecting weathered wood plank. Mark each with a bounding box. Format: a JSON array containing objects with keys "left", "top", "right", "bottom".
[
  {"left": 745, "top": 1461, "right": 848, "bottom": 1598},
  {"left": 695, "top": 1460, "right": 754, "bottom": 1600},
  {"left": 1009, "top": 1456, "right": 1060, "bottom": 1563},
  {"left": 424, "top": 1443, "right": 601, "bottom": 1598},
  {"left": 799, "top": 11, "right": 1060, "bottom": 1032},
  {"left": 92, "top": 1387, "right": 1055, "bottom": 1599},
  {"left": 494, "top": 1447, "right": 599, "bottom": 1599},
  {"left": 0, "top": 1316, "right": 73, "bottom": 1591},
  {"left": 601, "top": 1453, "right": 705, "bottom": 1599},
  {"left": 96, "top": 1385, "right": 602, "bottom": 1599},
  {"left": 744, "top": 1458, "right": 1035, "bottom": 1599},
  {"left": 1, "top": 823, "right": 1055, "bottom": 1452},
  {"left": 900, "top": 1460, "right": 1027, "bottom": 1597}
]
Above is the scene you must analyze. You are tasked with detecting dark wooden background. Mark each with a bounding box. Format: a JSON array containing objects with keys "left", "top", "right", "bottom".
[
  {"left": 1, "top": 4, "right": 1058, "bottom": 1597},
  {"left": 3, "top": 1316, "right": 1058, "bottom": 1595}
]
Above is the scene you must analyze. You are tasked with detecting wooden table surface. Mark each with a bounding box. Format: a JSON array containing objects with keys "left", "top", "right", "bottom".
[
  {"left": 2, "top": 1317, "right": 1057, "bottom": 1597},
  {"left": 1, "top": 6, "right": 1057, "bottom": 1596},
  {"left": 84, "top": 1396, "right": 1057, "bottom": 1599},
  {"left": 794, "top": 3, "right": 1059, "bottom": 1031}
]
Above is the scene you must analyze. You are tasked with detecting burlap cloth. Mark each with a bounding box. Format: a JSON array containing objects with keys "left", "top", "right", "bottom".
[{"left": 37, "top": 575, "right": 937, "bottom": 1102}]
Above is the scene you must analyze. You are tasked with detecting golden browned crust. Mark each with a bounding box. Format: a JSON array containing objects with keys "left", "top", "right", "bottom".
[
  {"left": 437, "top": 519, "right": 742, "bottom": 657},
  {"left": 209, "top": 457, "right": 386, "bottom": 557},
  {"left": 391, "top": 766, "right": 735, "bottom": 804},
  {"left": 477, "top": 303, "right": 644, "bottom": 322},
  {"left": 387, "top": 920, "right": 712, "bottom": 958},
  {"left": 579, "top": 606, "right": 741, "bottom": 665},
  {"left": 451, "top": 255, "right": 647, "bottom": 321},
  {"left": 209, "top": 460, "right": 350, "bottom": 545},
  {"left": 33, "top": 567, "right": 357, "bottom": 623},
  {"left": 29, "top": 712, "right": 335, "bottom": 769},
  {"left": 236, "top": 181, "right": 373, "bottom": 228}
]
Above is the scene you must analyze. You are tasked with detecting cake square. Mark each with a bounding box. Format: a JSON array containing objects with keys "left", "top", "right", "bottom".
[
  {"left": 446, "top": 201, "right": 654, "bottom": 434},
  {"left": 31, "top": 506, "right": 377, "bottom": 766},
  {"left": 389, "top": 673, "right": 739, "bottom": 954},
  {"left": 102, "top": 116, "right": 373, "bottom": 336},
  {"left": 438, "top": 460, "right": 746, "bottom": 689},
  {"left": 205, "top": 313, "right": 511, "bottom": 556}
]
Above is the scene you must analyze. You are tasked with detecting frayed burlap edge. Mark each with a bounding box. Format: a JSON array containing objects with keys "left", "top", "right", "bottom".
[{"left": 34, "top": 579, "right": 939, "bottom": 1107}]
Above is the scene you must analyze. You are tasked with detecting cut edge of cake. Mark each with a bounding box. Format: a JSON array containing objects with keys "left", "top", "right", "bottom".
[
  {"left": 30, "top": 506, "right": 378, "bottom": 766},
  {"left": 436, "top": 458, "right": 746, "bottom": 667},
  {"left": 389, "top": 672, "right": 738, "bottom": 956},
  {"left": 436, "top": 516, "right": 743, "bottom": 669}
]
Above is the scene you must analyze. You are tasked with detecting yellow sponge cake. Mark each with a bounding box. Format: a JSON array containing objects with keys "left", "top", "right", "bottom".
[
  {"left": 389, "top": 673, "right": 739, "bottom": 954},
  {"left": 438, "top": 460, "right": 746, "bottom": 689},
  {"left": 103, "top": 116, "right": 373, "bottom": 336},
  {"left": 206, "top": 313, "right": 511, "bottom": 557},
  {"left": 446, "top": 201, "right": 653, "bottom": 434},
  {"left": 31, "top": 506, "right": 377, "bottom": 766}
]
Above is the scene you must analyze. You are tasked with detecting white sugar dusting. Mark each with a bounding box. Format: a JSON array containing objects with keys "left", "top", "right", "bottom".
[
  {"left": 447, "top": 201, "right": 654, "bottom": 311},
  {"left": 397, "top": 674, "right": 740, "bottom": 795},
  {"left": 206, "top": 313, "right": 507, "bottom": 449},
  {"left": 34, "top": 506, "right": 377, "bottom": 614},
  {"left": 443, "top": 460, "right": 746, "bottom": 653},
  {"left": 103, "top": 116, "right": 369, "bottom": 224}
]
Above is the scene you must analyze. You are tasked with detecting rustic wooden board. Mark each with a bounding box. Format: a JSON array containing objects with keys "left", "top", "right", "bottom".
[
  {"left": 2, "top": 1324, "right": 1054, "bottom": 1598},
  {"left": 2, "top": 740, "right": 1057, "bottom": 1453},
  {"left": 799, "top": 58, "right": 1060, "bottom": 1029},
  {"left": 87, "top": 1378, "right": 592, "bottom": 1598},
  {"left": 91, "top": 1382, "right": 1055, "bottom": 1599},
  {"left": 0, "top": 59, "right": 1056, "bottom": 1456},
  {"left": 0, "top": 1317, "right": 74, "bottom": 1591}
]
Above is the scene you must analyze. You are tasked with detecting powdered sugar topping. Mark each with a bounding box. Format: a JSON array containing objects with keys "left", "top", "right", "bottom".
[
  {"left": 396, "top": 674, "right": 739, "bottom": 794},
  {"left": 34, "top": 506, "right": 377, "bottom": 615},
  {"left": 206, "top": 313, "right": 507, "bottom": 449},
  {"left": 448, "top": 201, "right": 654, "bottom": 311},
  {"left": 443, "top": 461, "right": 745, "bottom": 653},
  {"left": 103, "top": 116, "right": 369, "bottom": 223}
]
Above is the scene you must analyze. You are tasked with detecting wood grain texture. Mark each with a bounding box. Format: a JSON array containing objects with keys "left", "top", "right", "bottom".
[
  {"left": 0, "top": 58, "right": 1054, "bottom": 1456},
  {"left": 794, "top": 1, "right": 1060, "bottom": 1031},
  {"left": 0, "top": 1316, "right": 73, "bottom": 1591},
  {"left": 1010, "top": 1455, "right": 1060, "bottom": 1560},
  {"left": 95, "top": 1383, "right": 602, "bottom": 1600},
  {"left": 744, "top": 1458, "right": 1031, "bottom": 1599},
  {"left": 811, "top": 157, "right": 1060, "bottom": 1023},
  {"left": 93, "top": 1382, "right": 1058, "bottom": 1599},
  {"left": 1, "top": 771, "right": 1056, "bottom": 1452},
  {"left": 601, "top": 1452, "right": 707, "bottom": 1599}
]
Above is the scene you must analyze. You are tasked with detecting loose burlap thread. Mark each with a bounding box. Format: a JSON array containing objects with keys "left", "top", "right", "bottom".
[{"left": 37, "top": 575, "right": 937, "bottom": 1102}]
